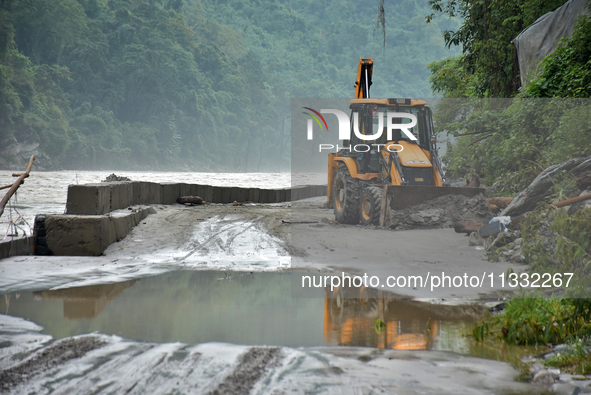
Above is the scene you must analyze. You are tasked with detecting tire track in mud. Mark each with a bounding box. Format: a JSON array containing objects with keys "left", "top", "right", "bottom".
[
  {"left": 0, "top": 335, "right": 106, "bottom": 391},
  {"left": 177, "top": 216, "right": 258, "bottom": 261},
  {"left": 176, "top": 215, "right": 285, "bottom": 263},
  {"left": 208, "top": 347, "right": 283, "bottom": 395}
]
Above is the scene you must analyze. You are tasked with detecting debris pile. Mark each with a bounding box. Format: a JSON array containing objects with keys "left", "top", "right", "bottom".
[
  {"left": 501, "top": 156, "right": 591, "bottom": 217},
  {"left": 388, "top": 193, "right": 492, "bottom": 230},
  {"left": 465, "top": 155, "right": 591, "bottom": 264},
  {"left": 102, "top": 173, "right": 131, "bottom": 182}
]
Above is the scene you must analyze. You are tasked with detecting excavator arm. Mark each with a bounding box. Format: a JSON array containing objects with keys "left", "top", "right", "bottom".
[
  {"left": 327, "top": 58, "right": 374, "bottom": 207},
  {"left": 354, "top": 58, "right": 373, "bottom": 99}
]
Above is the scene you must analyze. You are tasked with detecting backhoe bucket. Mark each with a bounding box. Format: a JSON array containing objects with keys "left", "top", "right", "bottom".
[{"left": 386, "top": 186, "right": 486, "bottom": 210}]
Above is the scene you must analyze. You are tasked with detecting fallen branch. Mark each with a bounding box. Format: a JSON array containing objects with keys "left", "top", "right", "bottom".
[
  {"left": 487, "top": 197, "right": 513, "bottom": 209},
  {"left": 548, "top": 193, "right": 591, "bottom": 209},
  {"left": 0, "top": 155, "right": 35, "bottom": 218},
  {"left": 177, "top": 196, "right": 205, "bottom": 205}
]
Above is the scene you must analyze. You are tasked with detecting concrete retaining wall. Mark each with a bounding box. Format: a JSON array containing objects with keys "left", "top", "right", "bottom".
[
  {"left": 0, "top": 236, "right": 35, "bottom": 259},
  {"left": 24, "top": 182, "right": 327, "bottom": 258},
  {"left": 66, "top": 182, "right": 327, "bottom": 215},
  {"left": 38, "top": 207, "right": 151, "bottom": 256}
]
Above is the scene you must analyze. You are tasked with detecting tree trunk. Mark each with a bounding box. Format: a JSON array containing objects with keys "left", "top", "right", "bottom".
[{"left": 0, "top": 155, "right": 35, "bottom": 218}]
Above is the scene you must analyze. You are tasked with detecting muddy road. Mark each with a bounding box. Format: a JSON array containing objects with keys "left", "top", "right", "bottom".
[
  {"left": 0, "top": 199, "right": 565, "bottom": 394},
  {"left": 1, "top": 198, "right": 520, "bottom": 300}
]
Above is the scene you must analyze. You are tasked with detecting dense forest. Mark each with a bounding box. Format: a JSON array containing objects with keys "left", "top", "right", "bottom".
[
  {"left": 425, "top": 0, "right": 591, "bottom": 192},
  {"left": 0, "top": 0, "right": 459, "bottom": 171}
]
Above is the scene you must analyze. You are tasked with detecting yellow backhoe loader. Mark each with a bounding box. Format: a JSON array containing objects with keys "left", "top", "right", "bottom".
[{"left": 327, "top": 58, "right": 482, "bottom": 225}]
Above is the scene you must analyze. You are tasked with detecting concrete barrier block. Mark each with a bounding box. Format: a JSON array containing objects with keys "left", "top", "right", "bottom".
[
  {"left": 147, "top": 182, "right": 161, "bottom": 204},
  {"left": 212, "top": 186, "right": 223, "bottom": 203},
  {"left": 45, "top": 215, "right": 104, "bottom": 256},
  {"left": 101, "top": 216, "right": 117, "bottom": 250},
  {"left": 248, "top": 188, "right": 260, "bottom": 203},
  {"left": 290, "top": 187, "right": 299, "bottom": 201},
  {"left": 179, "top": 183, "right": 192, "bottom": 198},
  {"left": 109, "top": 215, "right": 128, "bottom": 242},
  {"left": 66, "top": 184, "right": 110, "bottom": 215},
  {"left": 109, "top": 182, "right": 134, "bottom": 211},
  {"left": 0, "top": 236, "right": 34, "bottom": 259},
  {"left": 312, "top": 185, "right": 327, "bottom": 198},
  {"left": 285, "top": 188, "right": 292, "bottom": 201},
  {"left": 220, "top": 187, "right": 232, "bottom": 204},
  {"left": 292, "top": 186, "right": 310, "bottom": 201},
  {"left": 133, "top": 182, "right": 161, "bottom": 205},
  {"left": 161, "top": 183, "right": 181, "bottom": 205},
  {"left": 275, "top": 189, "right": 286, "bottom": 203},
  {"left": 258, "top": 189, "right": 269, "bottom": 203},
  {"left": 43, "top": 208, "right": 153, "bottom": 256},
  {"left": 191, "top": 184, "right": 213, "bottom": 202},
  {"left": 231, "top": 187, "right": 249, "bottom": 203}
]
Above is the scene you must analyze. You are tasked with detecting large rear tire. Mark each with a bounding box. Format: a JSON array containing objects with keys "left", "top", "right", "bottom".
[
  {"left": 333, "top": 165, "right": 359, "bottom": 224},
  {"left": 359, "top": 185, "right": 383, "bottom": 226}
]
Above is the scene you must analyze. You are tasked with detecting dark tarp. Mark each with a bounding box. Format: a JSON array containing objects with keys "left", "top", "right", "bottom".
[{"left": 514, "top": 0, "right": 590, "bottom": 86}]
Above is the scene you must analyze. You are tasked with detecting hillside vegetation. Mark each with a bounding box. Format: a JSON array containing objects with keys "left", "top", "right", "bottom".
[
  {"left": 0, "top": 0, "right": 458, "bottom": 171},
  {"left": 426, "top": 0, "right": 591, "bottom": 192}
]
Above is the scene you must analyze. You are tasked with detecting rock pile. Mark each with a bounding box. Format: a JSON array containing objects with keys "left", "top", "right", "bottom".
[
  {"left": 388, "top": 193, "right": 492, "bottom": 230},
  {"left": 102, "top": 173, "right": 132, "bottom": 182}
]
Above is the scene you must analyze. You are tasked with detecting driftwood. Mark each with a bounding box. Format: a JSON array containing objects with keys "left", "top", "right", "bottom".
[
  {"left": 177, "top": 196, "right": 205, "bottom": 205},
  {"left": 576, "top": 172, "right": 591, "bottom": 190},
  {"left": 487, "top": 197, "right": 513, "bottom": 209},
  {"left": 0, "top": 155, "right": 35, "bottom": 218},
  {"left": 549, "top": 192, "right": 591, "bottom": 209},
  {"left": 454, "top": 220, "right": 484, "bottom": 234}
]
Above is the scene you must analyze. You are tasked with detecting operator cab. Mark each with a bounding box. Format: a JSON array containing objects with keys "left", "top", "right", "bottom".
[{"left": 344, "top": 98, "right": 435, "bottom": 174}]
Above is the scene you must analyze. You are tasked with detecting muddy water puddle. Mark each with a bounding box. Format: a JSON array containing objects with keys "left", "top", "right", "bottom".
[{"left": 1, "top": 270, "right": 541, "bottom": 362}]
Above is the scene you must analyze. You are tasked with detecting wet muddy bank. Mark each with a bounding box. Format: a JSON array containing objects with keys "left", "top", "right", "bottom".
[
  {"left": 1, "top": 199, "right": 525, "bottom": 301},
  {"left": 0, "top": 314, "right": 556, "bottom": 395}
]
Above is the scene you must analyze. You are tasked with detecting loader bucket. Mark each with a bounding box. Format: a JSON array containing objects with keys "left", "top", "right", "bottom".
[{"left": 386, "top": 186, "right": 486, "bottom": 210}]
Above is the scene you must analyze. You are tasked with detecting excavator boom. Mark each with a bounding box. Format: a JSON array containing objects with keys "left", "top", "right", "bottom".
[{"left": 354, "top": 58, "right": 373, "bottom": 99}]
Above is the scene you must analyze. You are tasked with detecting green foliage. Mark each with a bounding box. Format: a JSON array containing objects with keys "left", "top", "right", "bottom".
[
  {"left": 0, "top": 0, "right": 460, "bottom": 171},
  {"left": 436, "top": 98, "right": 591, "bottom": 191},
  {"left": 525, "top": 16, "right": 591, "bottom": 98},
  {"left": 545, "top": 341, "right": 591, "bottom": 374},
  {"left": 521, "top": 208, "right": 591, "bottom": 287},
  {"left": 426, "top": 0, "right": 568, "bottom": 98},
  {"left": 473, "top": 298, "right": 591, "bottom": 346},
  {"left": 427, "top": 55, "right": 478, "bottom": 98}
]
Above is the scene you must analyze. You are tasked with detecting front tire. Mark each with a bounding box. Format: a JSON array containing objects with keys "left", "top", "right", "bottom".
[
  {"left": 333, "top": 165, "right": 359, "bottom": 224},
  {"left": 359, "top": 185, "right": 383, "bottom": 226}
]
